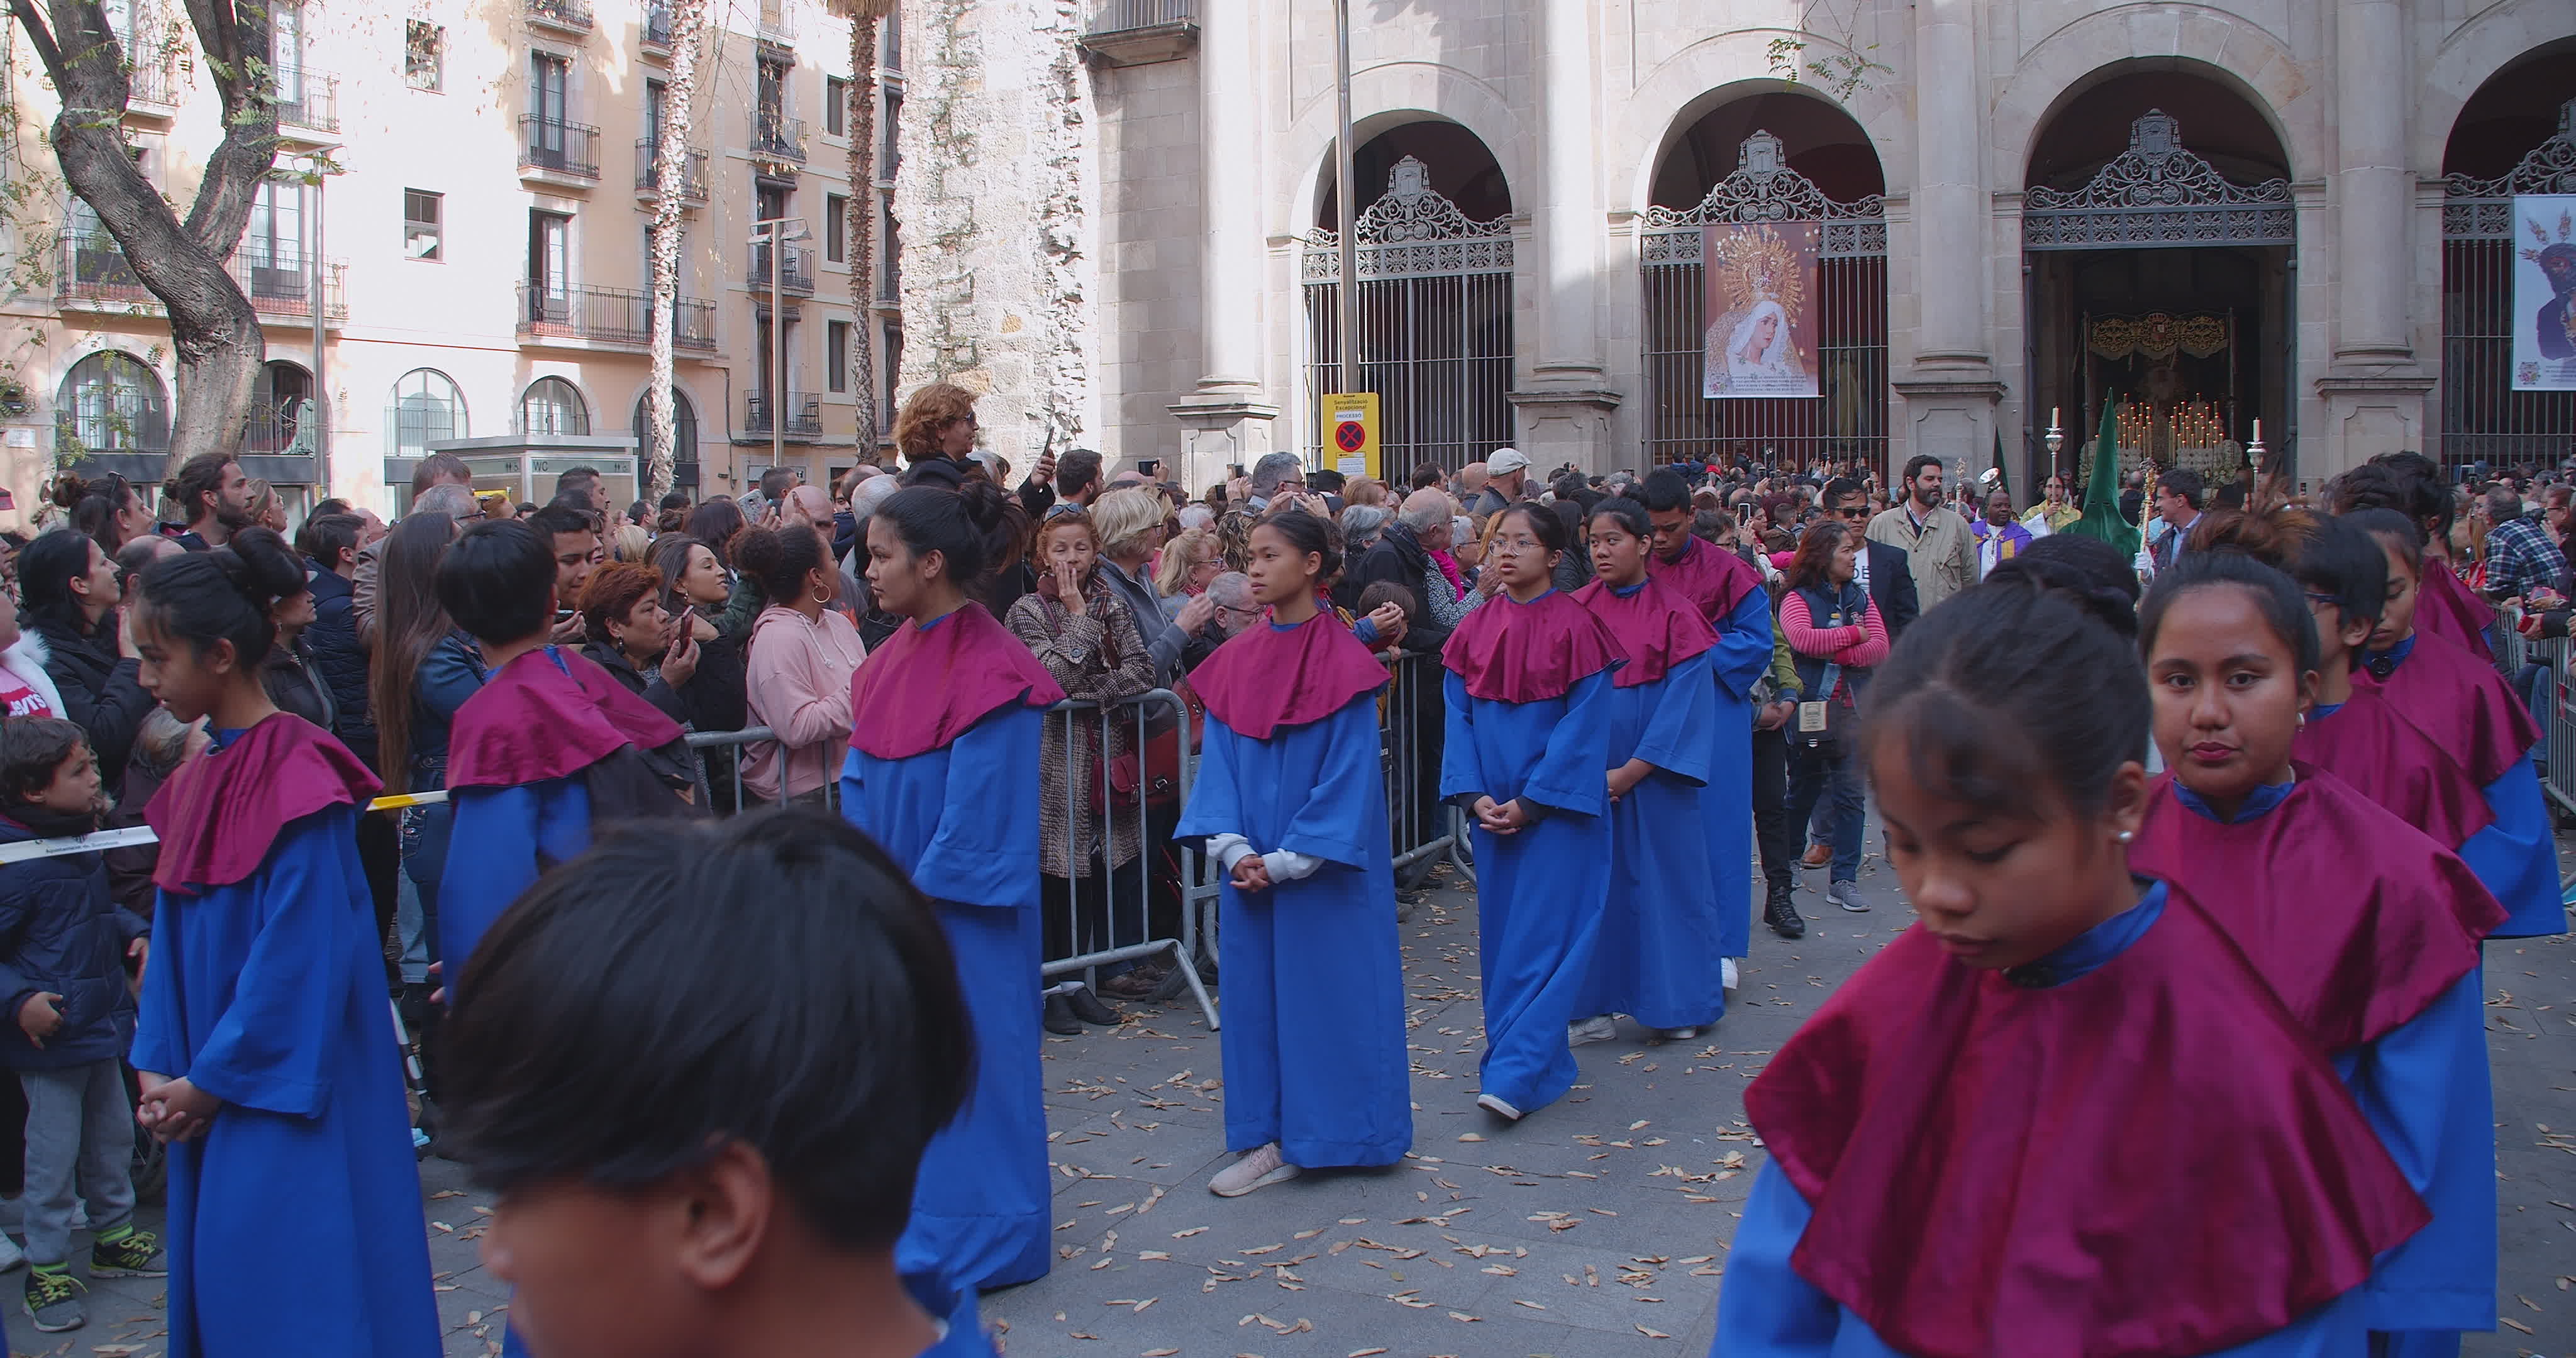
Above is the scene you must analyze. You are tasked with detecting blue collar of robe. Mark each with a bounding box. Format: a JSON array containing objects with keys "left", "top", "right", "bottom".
[
  {"left": 2002, "top": 880, "right": 2167, "bottom": 989},
  {"left": 2361, "top": 634, "right": 2418, "bottom": 680},
  {"left": 2172, "top": 776, "right": 2297, "bottom": 824}
]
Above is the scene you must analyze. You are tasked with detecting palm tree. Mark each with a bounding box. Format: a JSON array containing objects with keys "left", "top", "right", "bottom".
[
  {"left": 832, "top": 0, "right": 897, "bottom": 456},
  {"left": 643, "top": 0, "right": 714, "bottom": 500}
]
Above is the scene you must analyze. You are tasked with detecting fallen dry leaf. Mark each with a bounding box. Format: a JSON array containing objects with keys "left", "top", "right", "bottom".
[{"left": 1638, "top": 1325, "right": 1672, "bottom": 1339}]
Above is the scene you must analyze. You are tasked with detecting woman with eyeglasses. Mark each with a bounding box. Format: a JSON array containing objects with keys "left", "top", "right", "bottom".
[
  {"left": 1438, "top": 504, "right": 1619, "bottom": 1125},
  {"left": 891, "top": 382, "right": 981, "bottom": 491}
]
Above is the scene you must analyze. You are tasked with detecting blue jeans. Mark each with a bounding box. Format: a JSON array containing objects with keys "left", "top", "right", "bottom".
[
  {"left": 1785, "top": 741, "right": 1864, "bottom": 884},
  {"left": 398, "top": 758, "right": 453, "bottom": 974},
  {"left": 2514, "top": 662, "right": 2552, "bottom": 770}
]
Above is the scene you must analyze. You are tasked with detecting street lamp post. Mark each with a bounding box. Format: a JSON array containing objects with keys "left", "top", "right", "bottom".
[{"left": 748, "top": 216, "right": 810, "bottom": 483}]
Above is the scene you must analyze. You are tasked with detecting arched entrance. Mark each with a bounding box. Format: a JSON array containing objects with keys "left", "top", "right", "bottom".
[
  {"left": 249, "top": 360, "right": 312, "bottom": 454},
  {"left": 2438, "top": 44, "right": 2576, "bottom": 473},
  {"left": 635, "top": 387, "right": 701, "bottom": 487},
  {"left": 2023, "top": 70, "right": 2293, "bottom": 492},
  {"left": 1302, "top": 122, "right": 1514, "bottom": 475},
  {"left": 1640, "top": 91, "right": 1887, "bottom": 471}
]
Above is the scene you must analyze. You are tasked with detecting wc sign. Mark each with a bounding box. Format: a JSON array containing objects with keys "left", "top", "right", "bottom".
[{"left": 1323, "top": 392, "right": 1379, "bottom": 480}]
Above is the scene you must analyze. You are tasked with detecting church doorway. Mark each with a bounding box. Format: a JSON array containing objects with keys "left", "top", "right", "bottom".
[{"left": 2438, "top": 43, "right": 2576, "bottom": 476}]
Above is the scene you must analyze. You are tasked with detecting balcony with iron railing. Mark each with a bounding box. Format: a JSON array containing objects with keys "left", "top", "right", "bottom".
[
  {"left": 58, "top": 232, "right": 347, "bottom": 324},
  {"left": 526, "top": 0, "right": 592, "bottom": 33},
  {"left": 518, "top": 281, "right": 718, "bottom": 352},
  {"left": 640, "top": 0, "right": 673, "bottom": 50},
  {"left": 1080, "top": 0, "right": 1194, "bottom": 63},
  {"left": 745, "top": 242, "right": 813, "bottom": 295},
  {"left": 521, "top": 116, "right": 602, "bottom": 183},
  {"left": 274, "top": 73, "right": 340, "bottom": 136},
  {"left": 124, "top": 53, "right": 189, "bottom": 115},
  {"left": 756, "top": 3, "right": 795, "bottom": 46},
  {"left": 635, "top": 141, "right": 709, "bottom": 202},
  {"left": 743, "top": 392, "right": 822, "bottom": 438},
  {"left": 751, "top": 113, "right": 806, "bottom": 167}
]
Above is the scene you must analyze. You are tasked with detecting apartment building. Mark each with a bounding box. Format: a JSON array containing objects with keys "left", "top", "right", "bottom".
[{"left": 0, "top": 0, "right": 899, "bottom": 522}]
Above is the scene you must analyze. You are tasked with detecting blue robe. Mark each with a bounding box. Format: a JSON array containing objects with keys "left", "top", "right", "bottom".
[
  {"left": 841, "top": 704, "right": 1051, "bottom": 1293},
  {"left": 1441, "top": 668, "right": 1614, "bottom": 1115},
  {"left": 1577, "top": 647, "right": 1723, "bottom": 1030},
  {"left": 439, "top": 778, "right": 593, "bottom": 978},
  {"left": 2462, "top": 753, "right": 2563, "bottom": 938},
  {"left": 1718, "top": 1164, "right": 2370, "bottom": 1357},
  {"left": 1176, "top": 696, "right": 1412, "bottom": 1168},
  {"left": 1703, "top": 587, "right": 1775, "bottom": 958},
  {"left": 132, "top": 807, "right": 443, "bottom": 1358},
  {"left": 906, "top": 1269, "right": 1001, "bottom": 1356}
]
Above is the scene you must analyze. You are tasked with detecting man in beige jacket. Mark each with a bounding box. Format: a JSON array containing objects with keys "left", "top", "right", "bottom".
[{"left": 1866, "top": 453, "right": 1977, "bottom": 612}]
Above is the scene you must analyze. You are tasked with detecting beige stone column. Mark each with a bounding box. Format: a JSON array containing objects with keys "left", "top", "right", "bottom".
[
  {"left": 1890, "top": 0, "right": 2001, "bottom": 475},
  {"left": 2334, "top": 0, "right": 2409, "bottom": 362},
  {"left": 1167, "top": 0, "right": 1275, "bottom": 487},
  {"left": 1510, "top": 0, "right": 1620, "bottom": 471}
]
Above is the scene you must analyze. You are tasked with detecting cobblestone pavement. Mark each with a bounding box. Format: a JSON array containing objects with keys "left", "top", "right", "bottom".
[{"left": 4, "top": 844, "right": 2570, "bottom": 1357}]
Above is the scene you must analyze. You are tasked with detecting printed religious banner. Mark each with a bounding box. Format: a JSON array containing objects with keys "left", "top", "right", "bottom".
[
  {"left": 1702, "top": 220, "right": 1820, "bottom": 399},
  {"left": 2512, "top": 194, "right": 2576, "bottom": 392}
]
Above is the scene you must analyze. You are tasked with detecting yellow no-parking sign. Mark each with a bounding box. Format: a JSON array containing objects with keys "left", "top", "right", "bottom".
[{"left": 1323, "top": 392, "right": 1380, "bottom": 481}]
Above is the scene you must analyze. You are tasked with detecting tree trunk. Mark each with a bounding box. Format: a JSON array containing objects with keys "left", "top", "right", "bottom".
[
  {"left": 840, "top": 1, "right": 891, "bottom": 457},
  {"left": 646, "top": 0, "right": 713, "bottom": 502},
  {"left": 11, "top": 0, "right": 280, "bottom": 477}
]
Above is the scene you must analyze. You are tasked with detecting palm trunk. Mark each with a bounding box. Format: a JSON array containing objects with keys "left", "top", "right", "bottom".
[
  {"left": 842, "top": 1, "right": 891, "bottom": 456},
  {"left": 646, "top": 0, "right": 713, "bottom": 502}
]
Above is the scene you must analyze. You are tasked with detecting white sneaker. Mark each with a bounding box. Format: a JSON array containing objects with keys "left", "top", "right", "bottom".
[
  {"left": 1475, "top": 1092, "right": 1524, "bottom": 1122},
  {"left": 1208, "top": 1142, "right": 1301, "bottom": 1198},
  {"left": 1658, "top": 1026, "right": 1701, "bottom": 1041},
  {"left": 0, "top": 1232, "right": 22, "bottom": 1272},
  {"left": 1721, "top": 958, "right": 1740, "bottom": 991},
  {"left": 1567, "top": 1015, "right": 1619, "bottom": 1047}
]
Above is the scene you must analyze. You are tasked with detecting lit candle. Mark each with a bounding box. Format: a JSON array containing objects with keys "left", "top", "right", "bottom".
[
  {"left": 2051, "top": 406, "right": 2060, "bottom": 428},
  {"left": 2251, "top": 417, "right": 2263, "bottom": 444}
]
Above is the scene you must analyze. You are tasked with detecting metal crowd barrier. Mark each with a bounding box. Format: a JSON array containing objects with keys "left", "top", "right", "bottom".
[
  {"left": 1380, "top": 649, "right": 1475, "bottom": 887},
  {"left": 2496, "top": 629, "right": 2576, "bottom": 838}
]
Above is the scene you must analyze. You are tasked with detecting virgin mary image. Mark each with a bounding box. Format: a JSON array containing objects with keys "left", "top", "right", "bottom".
[{"left": 1702, "top": 222, "right": 1819, "bottom": 399}]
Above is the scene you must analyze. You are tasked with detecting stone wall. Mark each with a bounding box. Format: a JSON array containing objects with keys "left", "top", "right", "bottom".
[{"left": 1093, "top": 53, "right": 1201, "bottom": 477}]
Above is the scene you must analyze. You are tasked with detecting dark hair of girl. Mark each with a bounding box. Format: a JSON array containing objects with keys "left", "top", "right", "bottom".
[
  {"left": 2287, "top": 514, "right": 2388, "bottom": 635},
  {"left": 1495, "top": 502, "right": 1567, "bottom": 556},
  {"left": 684, "top": 498, "right": 747, "bottom": 568},
  {"left": 0, "top": 715, "right": 88, "bottom": 805},
  {"left": 50, "top": 472, "right": 136, "bottom": 556},
  {"left": 733, "top": 524, "right": 826, "bottom": 603},
  {"left": 16, "top": 530, "right": 102, "bottom": 632},
  {"left": 875, "top": 481, "right": 1014, "bottom": 587},
  {"left": 1587, "top": 495, "right": 1653, "bottom": 540},
  {"left": 436, "top": 520, "right": 558, "bottom": 644},
  {"left": 371, "top": 512, "right": 464, "bottom": 785},
  {"left": 2368, "top": 451, "right": 2455, "bottom": 538},
  {"left": 2138, "top": 550, "right": 2320, "bottom": 678},
  {"left": 2341, "top": 506, "right": 2423, "bottom": 571},
  {"left": 133, "top": 525, "right": 305, "bottom": 667},
  {"left": 1864, "top": 579, "right": 2150, "bottom": 820},
  {"left": 1780, "top": 519, "right": 1853, "bottom": 594},
  {"left": 1982, "top": 533, "right": 2141, "bottom": 639},
  {"left": 1252, "top": 507, "right": 1340, "bottom": 583}
]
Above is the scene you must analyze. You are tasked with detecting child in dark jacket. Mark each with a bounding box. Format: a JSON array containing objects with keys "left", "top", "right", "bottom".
[{"left": 0, "top": 717, "right": 161, "bottom": 1332}]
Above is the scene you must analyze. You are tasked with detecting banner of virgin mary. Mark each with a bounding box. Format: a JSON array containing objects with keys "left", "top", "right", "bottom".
[{"left": 1702, "top": 221, "right": 1821, "bottom": 400}]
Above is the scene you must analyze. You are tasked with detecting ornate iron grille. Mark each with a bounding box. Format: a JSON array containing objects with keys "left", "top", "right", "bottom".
[
  {"left": 2439, "top": 99, "right": 2576, "bottom": 472},
  {"left": 2023, "top": 111, "right": 2292, "bottom": 250}
]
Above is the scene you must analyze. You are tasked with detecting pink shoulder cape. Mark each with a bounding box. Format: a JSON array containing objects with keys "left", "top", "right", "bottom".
[
  {"left": 1440, "top": 588, "right": 1621, "bottom": 703},
  {"left": 1189, "top": 614, "right": 1387, "bottom": 739},
  {"left": 2291, "top": 683, "right": 2493, "bottom": 850},
  {"left": 147, "top": 712, "right": 379, "bottom": 895},
  {"left": 848, "top": 603, "right": 1065, "bottom": 759},
  {"left": 2414, "top": 557, "right": 2495, "bottom": 654},
  {"left": 2365, "top": 629, "right": 2540, "bottom": 787},
  {"left": 445, "top": 647, "right": 685, "bottom": 790},
  {"left": 1645, "top": 533, "right": 1760, "bottom": 624},
  {"left": 1570, "top": 577, "right": 1716, "bottom": 688}
]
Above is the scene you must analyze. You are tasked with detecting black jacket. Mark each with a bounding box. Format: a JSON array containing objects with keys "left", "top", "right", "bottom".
[
  {"left": 581, "top": 641, "right": 690, "bottom": 724},
  {"left": 303, "top": 566, "right": 376, "bottom": 765},
  {"left": 1862, "top": 539, "right": 1921, "bottom": 643},
  {"left": 1347, "top": 522, "right": 1454, "bottom": 653},
  {"left": 261, "top": 637, "right": 336, "bottom": 731},
  {"left": 25, "top": 614, "right": 153, "bottom": 787},
  {"left": 0, "top": 814, "right": 145, "bottom": 1070}
]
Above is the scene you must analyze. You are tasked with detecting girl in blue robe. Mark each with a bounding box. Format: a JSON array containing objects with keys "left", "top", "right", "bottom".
[
  {"left": 1718, "top": 573, "right": 2429, "bottom": 1358},
  {"left": 841, "top": 483, "right": 1065, "bottom": 1293},
  {"left": 1177, "top": 510, "right": 1411, "bottom": 1196},
  {"left": 126, "top": 541, "right": 441, "bottom": 1358},
  {"left": 2351, "top": 509, "right": 2563, "bottom": 941},
  {"left": 1570, "top": 498, "right": 1723, "bottom": 1041},
  {"left": 1440, "top": 504, "right": 1620, "bottom": 1122},
  {"left": 2130, "top": 551, "right": 2502, "bottom": 1357}
]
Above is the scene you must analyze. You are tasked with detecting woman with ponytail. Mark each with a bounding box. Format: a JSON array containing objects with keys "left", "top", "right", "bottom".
[
  {"left": 125, "top": 542, "right": 441, "bottom": 1358},
  {"left": 842, "top": 478, "right": 1064, "bottom": 1296},
  {"left": 48, "top": 472, "right": 151, "bottom": 558}
]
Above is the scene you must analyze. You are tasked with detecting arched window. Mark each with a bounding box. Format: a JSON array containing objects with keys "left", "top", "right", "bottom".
[
  {"left": 634, "top": 387, "right": 698, "bottom": 472},
  {"left": 57, "top": 350, "right": 169, "bottom": 453},
  {"left": 389, "top": 368, "right": 467, "bottom": 456},
  {"left": 250, "top": 360, "right": 312, "bottom": 453},
  {"left": 521, "top": 376, "right": 590, "bottom": 436}
]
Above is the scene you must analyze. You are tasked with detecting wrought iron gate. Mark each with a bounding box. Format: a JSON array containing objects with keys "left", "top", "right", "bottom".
[
  {"left": 1640, "top": 131, "right": 1887, "bottom": 472},
  {"left": 2440, "top": 99, "right": 2576, "bottom": 473},
  {"left": 1302, "top": 157, "right": 1515, "bottom": 476}
]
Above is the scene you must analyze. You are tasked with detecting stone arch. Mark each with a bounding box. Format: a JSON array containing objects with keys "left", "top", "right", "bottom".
[
  {"left": 2416, "top": 0, "right": 2576, "bottom": 175},
  {"left": 1276, "top": 62, "right": 1527, "bottom": 238},
  {"left": 1992, "top": 14, "right": 2316, "bottom": 187},
  {"left": 1622, "top": 33, "right": 1911, "bottom": 214}
]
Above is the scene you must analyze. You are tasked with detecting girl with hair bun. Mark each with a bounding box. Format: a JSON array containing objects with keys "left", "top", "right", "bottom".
[
  {"left": 1177, "top": 509, "right": 1409, "bottom": 1198},
  {"left": 2127, "top": 549, "right": 2504, "bottom": 1353},
  {"left": 1438, "top": 503, "right": 1621, "bottom": 1123},
  {"left": 125, "top": 543, "right": 442, "bottom": 1358},
  {"left": 1718, "top": 576, "right": 2429, "bottom": 1357},
  {"left": 49, "top": 471, "right": 150, "bottom": 558},
  {"left": 843, "top": 480, "right": 1065, "bottom": 1295}
]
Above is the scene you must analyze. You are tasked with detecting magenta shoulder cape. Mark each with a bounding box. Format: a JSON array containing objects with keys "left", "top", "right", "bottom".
[
  {"left": 1571, "top": 577, "right": 1716, "bottom": 688},
  {"left": 1440, "top": 587, "right": 1622, "bottom": 703},
  {"left": 2291, "top": 683, "right": 2493, "bottom": 851},
  {"left": 146, "top": 712, "right": 380, "bottom": 895},
  {"left": 848, "top": 603, "right": 1065, "bottom": 759},
  {"left": 2366, "top": 629, "right": 2540, "bottom": 787},
  {"left": 2414, "top": 557, "right": 2495, "bottom": 654},
  {"left": 1189, "top": 614, "right": 1386, "bottom": 739},
  {"left": 2128, "top": 766, "right": 2503, "bottom": 1051},
  {"left": 1645, "top": 533, "right": 1761, "bottom": 624},
  {"left": 1746, "top": 885, "right": 2428, "bottom": 1358},
  {"left": 445, "top": 647, "right": 685, "bottom": 790}
]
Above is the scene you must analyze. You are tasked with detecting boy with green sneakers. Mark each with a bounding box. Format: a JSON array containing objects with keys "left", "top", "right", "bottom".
[{"left": 0, "top": 718, "right": 163, "bottom": 1331}]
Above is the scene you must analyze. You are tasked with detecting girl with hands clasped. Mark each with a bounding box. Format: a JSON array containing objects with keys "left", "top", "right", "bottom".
[
  {"left": 1177, "top": 511, "right": 1411, "bottom": 1198},
  {"left": 1438, "top": 504, "right": 1621, "bottom": 1123}
]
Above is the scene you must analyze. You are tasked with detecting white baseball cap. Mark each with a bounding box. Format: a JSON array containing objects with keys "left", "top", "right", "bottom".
[{"left": 1489, "top": 448, "right": 1530, "bottom": 474}]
